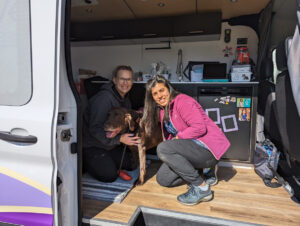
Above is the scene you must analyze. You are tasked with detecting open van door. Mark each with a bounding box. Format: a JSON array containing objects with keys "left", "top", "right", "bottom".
[
  {"left": 0, "top": 0, "right": 63, "bottom": 225},
  {"left": 288, "top": 0, "right": 300, "bottom": 116}
]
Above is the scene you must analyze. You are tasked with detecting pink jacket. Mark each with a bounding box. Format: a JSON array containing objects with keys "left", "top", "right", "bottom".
[{"left": 159, "top": 94, "right": 230, "bottom": 160}]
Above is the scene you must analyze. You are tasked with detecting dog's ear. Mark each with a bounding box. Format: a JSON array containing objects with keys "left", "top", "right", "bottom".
[{"left": 125, "top": 113, "right": 135, "bottom": 131}]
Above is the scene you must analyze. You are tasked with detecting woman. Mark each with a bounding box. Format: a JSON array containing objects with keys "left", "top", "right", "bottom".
[{"left": 141, "top": 75, "right": 230, "bottom": 205}]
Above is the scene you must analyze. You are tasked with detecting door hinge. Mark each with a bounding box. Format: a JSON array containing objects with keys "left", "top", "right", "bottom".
[{"left": 61, "top": 129, "right": 72, "bottom": 142}]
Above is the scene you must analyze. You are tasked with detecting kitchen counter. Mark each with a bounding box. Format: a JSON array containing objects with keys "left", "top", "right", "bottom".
[{"left": 132, "top": 81, "right": 258, "bottom": 98}]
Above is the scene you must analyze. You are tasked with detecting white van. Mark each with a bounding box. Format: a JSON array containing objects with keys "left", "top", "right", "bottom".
[{"left": 0, "top": 0, "right": 299, "bottom": 225}]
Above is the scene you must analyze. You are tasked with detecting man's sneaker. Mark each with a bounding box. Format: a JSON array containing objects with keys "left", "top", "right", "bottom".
[
  {"left": 177, "top": 184, "right": 213, "bottom": 205},
  {"left": 204, "top": 165, "right": 218, "bottom": 186}
]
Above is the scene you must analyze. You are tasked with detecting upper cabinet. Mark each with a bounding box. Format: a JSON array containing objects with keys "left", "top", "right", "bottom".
[
  {"left": 71, "top": 20, "right": 129, "bottom": 41},
  {"left": 172, "top": 12, "right": 222, "bottom": 42},
  {"left": 71, "top": 12, "right": 222, "bottom": 45},
  {"left": 129, "top": 17, "right": 172, "bottom": 39},
  {"left": 129, "top": 17, "right": 173, "bottom": 44},
  {"left": 98, "top": 20, "right": 130, "bottom": 40}
]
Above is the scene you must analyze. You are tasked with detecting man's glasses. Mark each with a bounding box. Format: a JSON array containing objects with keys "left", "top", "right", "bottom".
[{"left": 118, "top": 77, "right": 133, "bottom": 83}]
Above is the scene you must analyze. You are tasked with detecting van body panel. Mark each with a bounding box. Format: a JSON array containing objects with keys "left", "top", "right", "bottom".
[{"left": 0, "top": 0, "right": 63, "bottom": 225}]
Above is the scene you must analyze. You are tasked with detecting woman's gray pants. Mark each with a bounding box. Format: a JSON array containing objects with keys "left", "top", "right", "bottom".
[{"left": 156, "top": 139, "right": 218, "bottom": 187}]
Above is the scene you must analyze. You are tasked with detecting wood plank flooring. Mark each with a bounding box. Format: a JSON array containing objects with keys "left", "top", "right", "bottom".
[{"left": 83, "top": 162, "right": 300, "bottom": 226}]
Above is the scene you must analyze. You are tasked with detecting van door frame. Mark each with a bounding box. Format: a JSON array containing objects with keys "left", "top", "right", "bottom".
[{"left": 64, "top": 0, "right": 84, "bottom": 224}]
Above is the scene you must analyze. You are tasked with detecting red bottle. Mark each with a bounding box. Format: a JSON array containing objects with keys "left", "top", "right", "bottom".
[{"left": 236, "top": 46, "right": 250, "bottom": 64}]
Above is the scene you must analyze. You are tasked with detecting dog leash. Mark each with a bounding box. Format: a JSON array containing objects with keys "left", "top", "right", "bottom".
[
  {"left": 118, "top": 130, "right": 137, "bottom": 181},
  {"left": 119, "top": 144, "right": 127, "bottom": 172},
  {"left": 118, "top": 144, "right": 132, "bottom": 181}
]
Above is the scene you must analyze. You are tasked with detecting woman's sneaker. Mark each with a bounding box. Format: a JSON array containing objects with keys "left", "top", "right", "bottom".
[
  {"left": 177, "top": 184, "right": 213, "bottom": 205},
  {"left": 203, "top": 165, "right": 218, "bottom": 186}
]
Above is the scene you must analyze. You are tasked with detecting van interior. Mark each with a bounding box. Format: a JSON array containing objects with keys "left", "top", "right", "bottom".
[{"left": 66, "top": 0, "right": 300, "bottom": 225}]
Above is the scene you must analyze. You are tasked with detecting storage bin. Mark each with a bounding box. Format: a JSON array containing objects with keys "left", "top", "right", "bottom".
[
  {"left": 231, "top": 71, "right": 252, "bottom": 82},
  {"left": 232, "top": 64, "right": 251, "bottom": 73}
]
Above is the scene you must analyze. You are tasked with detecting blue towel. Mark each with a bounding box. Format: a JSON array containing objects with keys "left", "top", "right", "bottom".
[{"left": 82, "top": 166, "right": 140, "bottom": 203}]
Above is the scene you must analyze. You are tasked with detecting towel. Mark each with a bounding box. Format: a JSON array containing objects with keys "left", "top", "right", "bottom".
[{"left": 82, "top": 166, "right": 140, "bottom": 203}]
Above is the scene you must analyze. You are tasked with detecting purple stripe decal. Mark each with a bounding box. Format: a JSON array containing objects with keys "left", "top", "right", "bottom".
[
  {"left": 0, "top": 173, "right": 52, "bottom": 208},
  {"left": 0, "top": 212, "right": 53, "bottom": 226}
]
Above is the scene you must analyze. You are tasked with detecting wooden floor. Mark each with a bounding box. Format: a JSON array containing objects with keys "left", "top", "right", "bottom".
[{"left": 83, "top": 162, "right": 300, "bottom": 226}]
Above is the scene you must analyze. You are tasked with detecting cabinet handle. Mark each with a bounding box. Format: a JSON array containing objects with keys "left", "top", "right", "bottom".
[
  {"left": 101, "top": 35, "right": 115, "bottom": 39},
  {"left": 188, "top": 30, "right": 204, "bottom": 34},
  {"left": 143, "top": 33, "right": 157, "bottom": 37}
]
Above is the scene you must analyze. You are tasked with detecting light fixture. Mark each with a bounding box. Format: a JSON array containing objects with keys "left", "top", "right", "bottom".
[
  {"left": 158, "top": 2, "right": 165, "bottom": 7},
  {"left": 230, "top": 0, "right": 238, "bottom": 2}
]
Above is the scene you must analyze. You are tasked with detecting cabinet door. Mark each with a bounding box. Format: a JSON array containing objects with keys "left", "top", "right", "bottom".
[
  {"left": 173, "top": 12, "right": 221, "bottom": 37},
  {"left": 129, "top": 17, "right": 172, "bottom": 39},
  {"left": 99, "top": 20, "right": 130, "bottom": 40},
  {"left": 197, "top": 87, "right": 252, "bottom": 162},
  {"left": 71, "top": 20, "right": 129, "bottom": 41}
]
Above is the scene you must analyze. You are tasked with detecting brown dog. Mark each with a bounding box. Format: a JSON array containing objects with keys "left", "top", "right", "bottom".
[{"left": 104, "top": 107, "right": 162, "bottom": 185}]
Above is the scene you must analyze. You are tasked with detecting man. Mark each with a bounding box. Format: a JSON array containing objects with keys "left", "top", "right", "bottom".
[{"left": 83, "top": 65, "right": 140, "bottom": 182}]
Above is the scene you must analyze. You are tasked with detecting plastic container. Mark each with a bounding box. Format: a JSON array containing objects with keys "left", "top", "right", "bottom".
[
  {"left": 191, "top": 65, "right": 203, "bottom": 82},
  {"left": 232, "top": 64, "right": 251, "bottom": 73},
  {"left": 142, "top": 74, "right": 152, "bottom": 82},
  {"left": 231, "top": 71, "right": 252, "bottom": 82}
]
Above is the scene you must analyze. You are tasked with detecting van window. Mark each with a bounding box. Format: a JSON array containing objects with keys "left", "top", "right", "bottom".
[{"left": 0, "top": 0, "right": 32, "bottom": 106}]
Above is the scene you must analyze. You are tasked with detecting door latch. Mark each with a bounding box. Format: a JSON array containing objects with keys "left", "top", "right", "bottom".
[{"left": 61, "top": 129, "right": 72, "bottom": 142}]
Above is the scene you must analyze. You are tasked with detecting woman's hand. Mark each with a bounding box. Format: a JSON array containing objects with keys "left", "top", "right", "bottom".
[{"left": 120, "top": 133, "right": 141, "bottom": 146}]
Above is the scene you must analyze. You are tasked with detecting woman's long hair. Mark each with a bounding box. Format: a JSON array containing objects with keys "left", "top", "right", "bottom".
[{"left": 141, "top": 75, "right": 180, "bottom": 136}]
